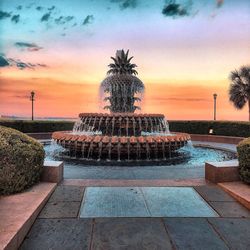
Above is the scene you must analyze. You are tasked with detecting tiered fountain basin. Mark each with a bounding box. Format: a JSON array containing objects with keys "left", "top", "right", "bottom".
[
  {"left": 52, "top": 130, "right": 191, "bottom": 163},
  {"left": 77, "top": 113, "right": 169, "bottom": 136}
]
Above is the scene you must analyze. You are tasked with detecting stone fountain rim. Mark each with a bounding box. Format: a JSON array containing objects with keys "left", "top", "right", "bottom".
[
  {"left": 78, "top": 113, "right": 165, "bottom": 118},
  {"left": 52, "top": 131, "right": 191, "bottom": 143}
]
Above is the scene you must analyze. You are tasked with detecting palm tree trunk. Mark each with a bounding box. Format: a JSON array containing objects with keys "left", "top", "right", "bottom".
[{"left": 249, "top": 99, "right": 250, "bottom": 121}]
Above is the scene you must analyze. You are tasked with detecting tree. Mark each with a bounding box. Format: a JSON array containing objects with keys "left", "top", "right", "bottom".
[{"left": 229, "top": 66, "right": 250, "bottom": 121}]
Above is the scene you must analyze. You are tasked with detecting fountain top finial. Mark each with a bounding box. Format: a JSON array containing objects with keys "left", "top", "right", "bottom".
[
  {"left": 100, "top": 49, "right": 144, "bottom": 113},
  {"left": 116, "top": 50, "right": 123, "bottom": 59}
]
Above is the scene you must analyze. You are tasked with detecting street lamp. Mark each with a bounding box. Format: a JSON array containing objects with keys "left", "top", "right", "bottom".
[
  {"left": 213, "top": 93, "right": 217, "bottom": 121},
  {"left": 30, "top": 91, "right": 35, "bottom": 120}
]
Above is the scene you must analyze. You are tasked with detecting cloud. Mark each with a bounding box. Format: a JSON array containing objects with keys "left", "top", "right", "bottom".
[
  {"left": 37, "top": 6, "right": 55, "bottom": 11},
  {"left": 210, "top": 0, "right": 225, "bottom": 18},
  {"left": 10, "top": 59, "right": 48, "bottom": 70},
  {"left": 55, "top": 15, "right": 75, "bottom": 25},
  {"left": 7, "top": 59, "right": 33, "bottom": 69},
  {"left": 15, "top": 42, "right": 43, "bottom": 52},
  {"left": 110, "top": 0, "right": 138, "bottom": 10},
  {"left": 48, "top": 6, "right": 55, "bottom": 11},
  {"left": 0, "top": 55, "right": 10, "bottom": 67},
  {"left": 41, "top": 12, "right": 51, "bottom": 22},
  {"left": 0, "top": 10, "right": 11, "bottom": 20},
  {"left": 26, "top": 2, "right": 35, "bottom": 9},
  {"left": 82, "top": 15, "right": 94, "bottom": 25},
  {"left": 12, "top": 94, "right": 29, "bottom": 99},
  {"left": 11, "top": 14, "right": 20, "bottom": 23},
  {"left": 120, "top": 0, "right": 137, "bottom": 10},
  {"left": 162, "top": 1, "right": 190, "bottom": 18},
  {"left": 216, "top": 0, "right": 224, "bottom": 8},
  {"left": 0, "top": 54, "right": 47, "bottom": 70},
  {"left": 37, "top": 63, "right": 47, "bottom": 67},
  {"left": 15, "top": 62, "right": 34, "bottom": 69},
  {"left": 36, "top": 6, "right": 43, "bottom": 11}
]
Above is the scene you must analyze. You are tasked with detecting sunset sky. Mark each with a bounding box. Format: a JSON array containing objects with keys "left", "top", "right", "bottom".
[{"left": 0, "top": 0, "right": 250, "bottom": 120}]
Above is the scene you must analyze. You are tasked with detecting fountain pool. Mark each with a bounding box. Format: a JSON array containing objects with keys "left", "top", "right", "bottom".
[{"left": 45, "top": 142, "right": 235, "bottom": 164}]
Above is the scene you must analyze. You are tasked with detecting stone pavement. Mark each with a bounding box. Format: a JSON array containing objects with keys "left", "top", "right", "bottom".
[
  {"left": 80, "top": 187, "right": 218, "bottom": 218},
  {"left": 20, "top": 184, "right": 250, "bottom": 250}
]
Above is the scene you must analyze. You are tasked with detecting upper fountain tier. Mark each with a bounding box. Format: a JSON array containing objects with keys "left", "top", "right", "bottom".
[
  {"left": 77, "top": 113, "right": 170, "bottom": 136},
  {"left": 100, "top": 49, "right": 145, "bottom": 113}
]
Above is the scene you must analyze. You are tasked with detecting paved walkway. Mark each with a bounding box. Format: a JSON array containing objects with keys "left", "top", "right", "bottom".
[
  {"left": 20, "top": 184, "right": 250, "bottom": 250},
  {"left": 20, "top": 141, "right": 250, "bottom": 249}
]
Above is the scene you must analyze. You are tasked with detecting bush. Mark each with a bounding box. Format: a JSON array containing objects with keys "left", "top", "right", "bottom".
[
  {"left": 237, "top": 137, "right": 250, "bottom": 184},
  {"left": 169, "top": 120, "right": 250, "bottom": 137},
  {"left": 0, "top": 126, "right": 45, "bottom": 195},
  {"left": 0, "top": 119, "right": 249, "bottom": 137},
  {"left": 0, "top": 119, "right": 74, "bottom": 133}
]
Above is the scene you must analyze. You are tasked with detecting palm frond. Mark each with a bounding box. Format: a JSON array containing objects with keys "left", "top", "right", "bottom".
[
  {"left": 229, "top": 83, "right": 247, "bottom": 109},
  {"left": 240, "top": 66, "right": 250, "bottom": 78},
  {"left": 229, "top": 70, "right": 240, "bottom": 81}
]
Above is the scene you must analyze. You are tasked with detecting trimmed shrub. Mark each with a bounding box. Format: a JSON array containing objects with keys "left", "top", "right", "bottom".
[
  {"left": 237, "top": 137, "right": 250, "bottom": 184},
  {"left": 169, "top": 120, "right": 250, "bottom": 138},
  {"left": 0, "top": 119, "right": 74, "bottom": 133},
  {"left": 0, "top": 126, "right": 45, "bottom": 195},
  {"left": 0, "top": 119, "right": 249, "bottom": 137}
]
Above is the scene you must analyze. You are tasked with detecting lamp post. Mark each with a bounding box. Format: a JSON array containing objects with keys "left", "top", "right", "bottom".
[
  {"left": 213, "top": 93, "right": 217, "bottom": 121},
  {"left": 30, "top": 91, "right": 35, "bottom": 121}
]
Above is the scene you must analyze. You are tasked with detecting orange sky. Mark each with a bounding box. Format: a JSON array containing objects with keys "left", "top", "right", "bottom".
[{"left": 0, "top": 76, "right": 248, "bottom": 120}]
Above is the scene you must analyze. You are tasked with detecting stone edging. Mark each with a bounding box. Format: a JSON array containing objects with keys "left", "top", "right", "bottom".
[
  {"left": 0, "top": 183, "right": 56, "bottom": 250},
  {"left": 219, "top": 182, "right": 250, "bottom": 210},
  {"left": 190, "top": 134, "right": 244, "bottom": 145},
  {"left": 27, "top": 132, "right": 52, "bottom": 140},
  {"left": 27, "top": 132, "right": 245, "bottom": 145}
]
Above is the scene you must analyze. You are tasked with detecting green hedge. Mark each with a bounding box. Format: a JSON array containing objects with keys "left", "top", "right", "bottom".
[
  {"left": 0, "top": 119, "right": 249, "bottom": 137},
  {"left": 169, "top": 120, "right": 250, "bottom": 138},
  {"left": 237, "top": 137, "right": 250, "bottom": 184},
  {"left": 0, "top": 126, "right": 45, "bottom": 195},
  {"left": 0, "top": 119, "right": 74, "bottom": 133}
]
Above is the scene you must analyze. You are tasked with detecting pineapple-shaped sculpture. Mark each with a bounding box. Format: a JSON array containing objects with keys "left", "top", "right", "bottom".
[{"left": 100, "top": 50, "right": 144, "bottom": 113}]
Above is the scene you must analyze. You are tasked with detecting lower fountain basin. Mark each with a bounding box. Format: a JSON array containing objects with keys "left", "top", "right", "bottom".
[{"left": 52, "top": 131, "right": 191, "bottom": 163}]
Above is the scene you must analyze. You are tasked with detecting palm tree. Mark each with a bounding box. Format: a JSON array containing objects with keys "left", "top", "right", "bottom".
[{"left": 229, "top": 66, "right": 250, "bottom": 121}]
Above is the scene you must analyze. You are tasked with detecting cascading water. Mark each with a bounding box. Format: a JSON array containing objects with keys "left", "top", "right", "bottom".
[{"left": 52, "top": 49, "right": 191, "bottom": 164}]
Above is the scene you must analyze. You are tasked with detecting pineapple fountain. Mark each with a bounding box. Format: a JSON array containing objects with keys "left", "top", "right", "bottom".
[{"left": 52, "top": 50, "right": 190, "bottom": 164}]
